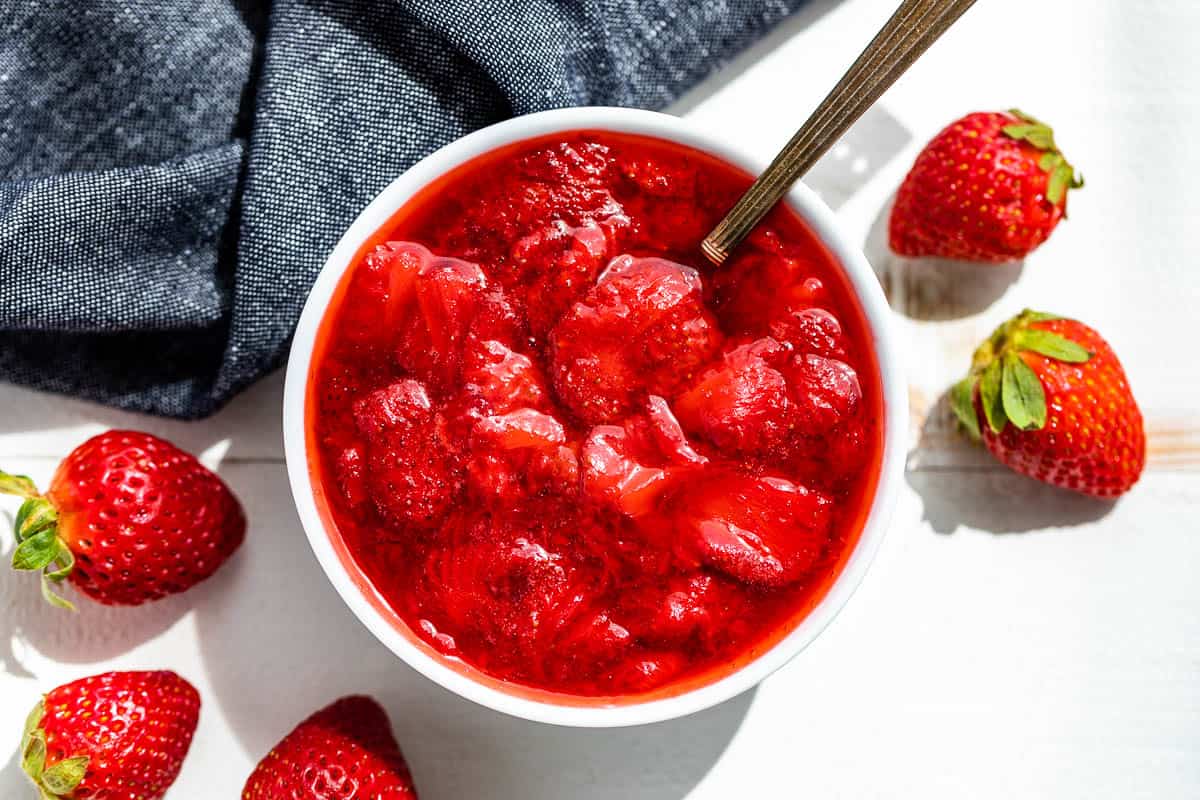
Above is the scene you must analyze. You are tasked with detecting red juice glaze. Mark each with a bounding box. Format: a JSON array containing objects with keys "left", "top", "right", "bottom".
[{"left": 309, "top": 131, "right": 883, "bottom": 698}]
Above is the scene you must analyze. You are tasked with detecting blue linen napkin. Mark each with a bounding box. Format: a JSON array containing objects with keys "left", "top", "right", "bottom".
[{"left": 0, "top": 0, "right": 806, "bottom": 418}]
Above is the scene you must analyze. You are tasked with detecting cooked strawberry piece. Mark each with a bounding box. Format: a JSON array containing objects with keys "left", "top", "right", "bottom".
[
  {"left": 640, "top": 395, "right": 708, "bottom": 466},
  {"left": 613, "top": 652, "right": 688, "bottom": 693},
  {"left": 353, "top": 378, "right": 432, "bottom": 434},
  {"left": 461, "top": 339, "right": 548, "bottom": 415},
  {"left": 614, "top": 150, "right": 718, "bottom": 253},
  {"left": 674, "top": 471, "right": 833, "bottom": 587},
  {"left": 547, "top": 343, "right": 639, "bottom": 424},
  {"left": 785, "top": 353, "right": 862, "bottom": 434},
  {"left": 334, "top": 445, "right": 367, "bottom": 507},
  {"left": 770, "top": 307, "right": 846, "bottom": 358},
  {"left": 336, "top": 241, "right": 421, "bottom": 345},
  {"left": 550, "top": 255, "right": 722, "bottom": 423},
  {"left": 626, "top": 574, "right": 734, "bottom": 646},
  {"left": 406, "top": 251, "right": 486, "bottom": 376},
  {"left": 512, "top": 217, "right": 629, "bottom": 336},
  {"left": 552, "top": 609, "right": 633, "bottom": 670},
  {"left": 468, "top": 410, "right": 576, "bottom": 505},
  {"left": 675, "top": 338, "right": 793, "bottom": 455},
  {"left": 619, "top": 155, "right": 694, "bottom": 197},
  {"left": 521, "top": 140, "right": 612, "bottom": 184},
  {"left": 580, "top": 397, "right": 709, "bottom": 519},
  {"left": 580, "top": 426, "right": 670, "bottom": 518},
  {"left": 354, "top": 380, "right": 461, "bottom": 528},
  {"left": 435, "top": 143, "right": 626, "bottom": 265},
  {"left": 421, "top": 533, "right": 586, "bottom": 659},
  {"left": 474, "top": 408, "right": 565, "bottom": 451},
  {"left": 382, "top": 242, "right": 520, "bottom": 390},
  {"left": 713, "top": 240, "right": 826, "bottom": 336}
]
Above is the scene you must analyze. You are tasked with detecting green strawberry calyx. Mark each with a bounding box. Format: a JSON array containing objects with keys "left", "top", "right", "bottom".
[
  {"left": 0, "top": 472, "right": 76, "bottom": 611},
  {"left": 950, "top": 309, "right": 1092, "bottom": 440},
  {"left": 21, "top": 698, "right": 90, "bottom": 800},
  {"left": 1002, "top": 109, "right": 1085, "bottom": 205}
]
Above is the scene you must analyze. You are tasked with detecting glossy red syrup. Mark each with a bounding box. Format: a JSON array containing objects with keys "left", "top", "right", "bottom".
[{"left": 308, "top": 132, "right": 883, "bottom": 699}]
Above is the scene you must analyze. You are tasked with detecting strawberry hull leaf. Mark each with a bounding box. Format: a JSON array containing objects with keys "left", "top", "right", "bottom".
[
  {"left": 22, "top": 729, "right": 46, "bottom": 779},
  {"left": 15, "top": 498, "right": 58, "bottom": 542},
  {"left": 0, "top": 471, "right": 39, "bottom": 498},
  {"left": 40, "top": 756, "right": 89, "bottom": 794},
  {"left": 1047, "top": 164, "right": 1070, "bottom": 204},
  {"left": 1001, "top": 352, "right": 1047, "bottom": 430},
  {"left": 1013, "top": 329, "right": 1091, "bottom": 363},
  {"left": 39, "top": 580, "right": 76, "bottom": 611},
  {"left": 12, "top": 528, "right": 58, "bottom": 571},
  {"left": 950, "top": 377, "right": 981, "bottom": 439},
  {"left": 980, "top": 360, "right": 1007, "bottom": 434},
  {"left": 1000, "top": 112, "right": 1081, "bottom": 206}
]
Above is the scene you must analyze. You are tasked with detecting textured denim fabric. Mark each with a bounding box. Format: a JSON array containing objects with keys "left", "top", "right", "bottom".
[{"left": 0, "top": 0, "right": 805, "bottom": 418}]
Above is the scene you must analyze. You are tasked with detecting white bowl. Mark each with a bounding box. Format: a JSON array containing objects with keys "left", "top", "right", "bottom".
[{"left": 283, "top": 106, "right": 907, "bottom": 728}]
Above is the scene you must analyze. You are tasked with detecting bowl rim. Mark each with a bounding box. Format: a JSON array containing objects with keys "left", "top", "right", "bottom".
[{"left": 282, "top": 106, "right": 907, "bottom": 728}]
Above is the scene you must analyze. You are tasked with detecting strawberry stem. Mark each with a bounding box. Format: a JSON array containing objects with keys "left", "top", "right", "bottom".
[
  {"left": 952, "top": 309, "right": 1091, "bottom": 438},
  {"left": 2, "top": 472, "right": 76, "bottom": 611},
  {"left": 1002, "top": 110, "right": 1083, "bottom": 205},
  {"left": 21, "top": 698, "right": 90, "bottom": 797},
  {"left": 0, "top": 471, "right": 39, "bottom": 498}
]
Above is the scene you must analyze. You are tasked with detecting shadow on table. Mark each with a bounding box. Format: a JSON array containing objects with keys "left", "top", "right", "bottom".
[
  {"left": 668, "top": 0, "right": 913, "bottom": 214},
  {"left": 0, "top": 516, "right": 189, "bottom": 677},
  {"left": 0, "top": 741, "right": 27, "bottom": 797},
  {"left": 0, "top": 581, "right": 191, "bottom": 679},
  {"left": 193, "top": 469, "right": 751, "bottom": 799},
  {"left": 804, "top": 107, "right": 911, "bottom": 211},
  {"left": 906, "top": 390, "right": 1116, "bottom": 534},
  {"left": 864, "top": 193, "right": 1024, "bottom": 320}
]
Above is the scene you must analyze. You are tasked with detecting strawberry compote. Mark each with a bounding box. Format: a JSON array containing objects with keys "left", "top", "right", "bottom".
[{"left": 309, "top": 132, "right": 883, "bottom": 699}]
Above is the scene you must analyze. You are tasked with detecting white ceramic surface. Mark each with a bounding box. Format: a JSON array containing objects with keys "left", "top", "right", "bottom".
[{"left": 281, "top": 106, "right": 908, "bottom": 727}]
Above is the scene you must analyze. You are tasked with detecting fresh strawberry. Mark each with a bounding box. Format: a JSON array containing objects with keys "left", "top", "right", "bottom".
[
  {"left": 0, "top": 430, "right": 245, "bottom": 609},
  {"left": 890, "top": 110, "right": 1084, "bottom": 262},
  {"left": 950, "top": 310, "right": 1145, "bottom": 497},
  {"left": 20, "top": 670, "right": 200, "bottom": 800},
  {"left": 242, "top": 695, "right": 418, "bottom": 800}
]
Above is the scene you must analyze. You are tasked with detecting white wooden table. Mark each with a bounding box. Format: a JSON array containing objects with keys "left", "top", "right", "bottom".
[{"left": 3, "top": 1, "right": 1197, "bottom": 797}]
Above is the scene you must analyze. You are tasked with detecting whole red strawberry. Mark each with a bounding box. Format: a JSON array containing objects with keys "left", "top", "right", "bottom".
[
  {"left": 890, "top": 110, "right": 1084, "bottom": 262},
  {"left": 20, "top": 670, "right": 200, "bottom": 800},
  {"left": 950, "top": 310, "right": 1145, "bottom": 497},
  {"left": 0, "top": 430, "right": 245, "bottom": 608},
  {"left": 242, "top": 695, "right": 418, "bottom": 799}
]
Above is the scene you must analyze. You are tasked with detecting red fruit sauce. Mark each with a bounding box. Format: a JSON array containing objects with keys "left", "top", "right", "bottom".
[{"left": 308, "top": 132, "right": 883, "bottom": 700}]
